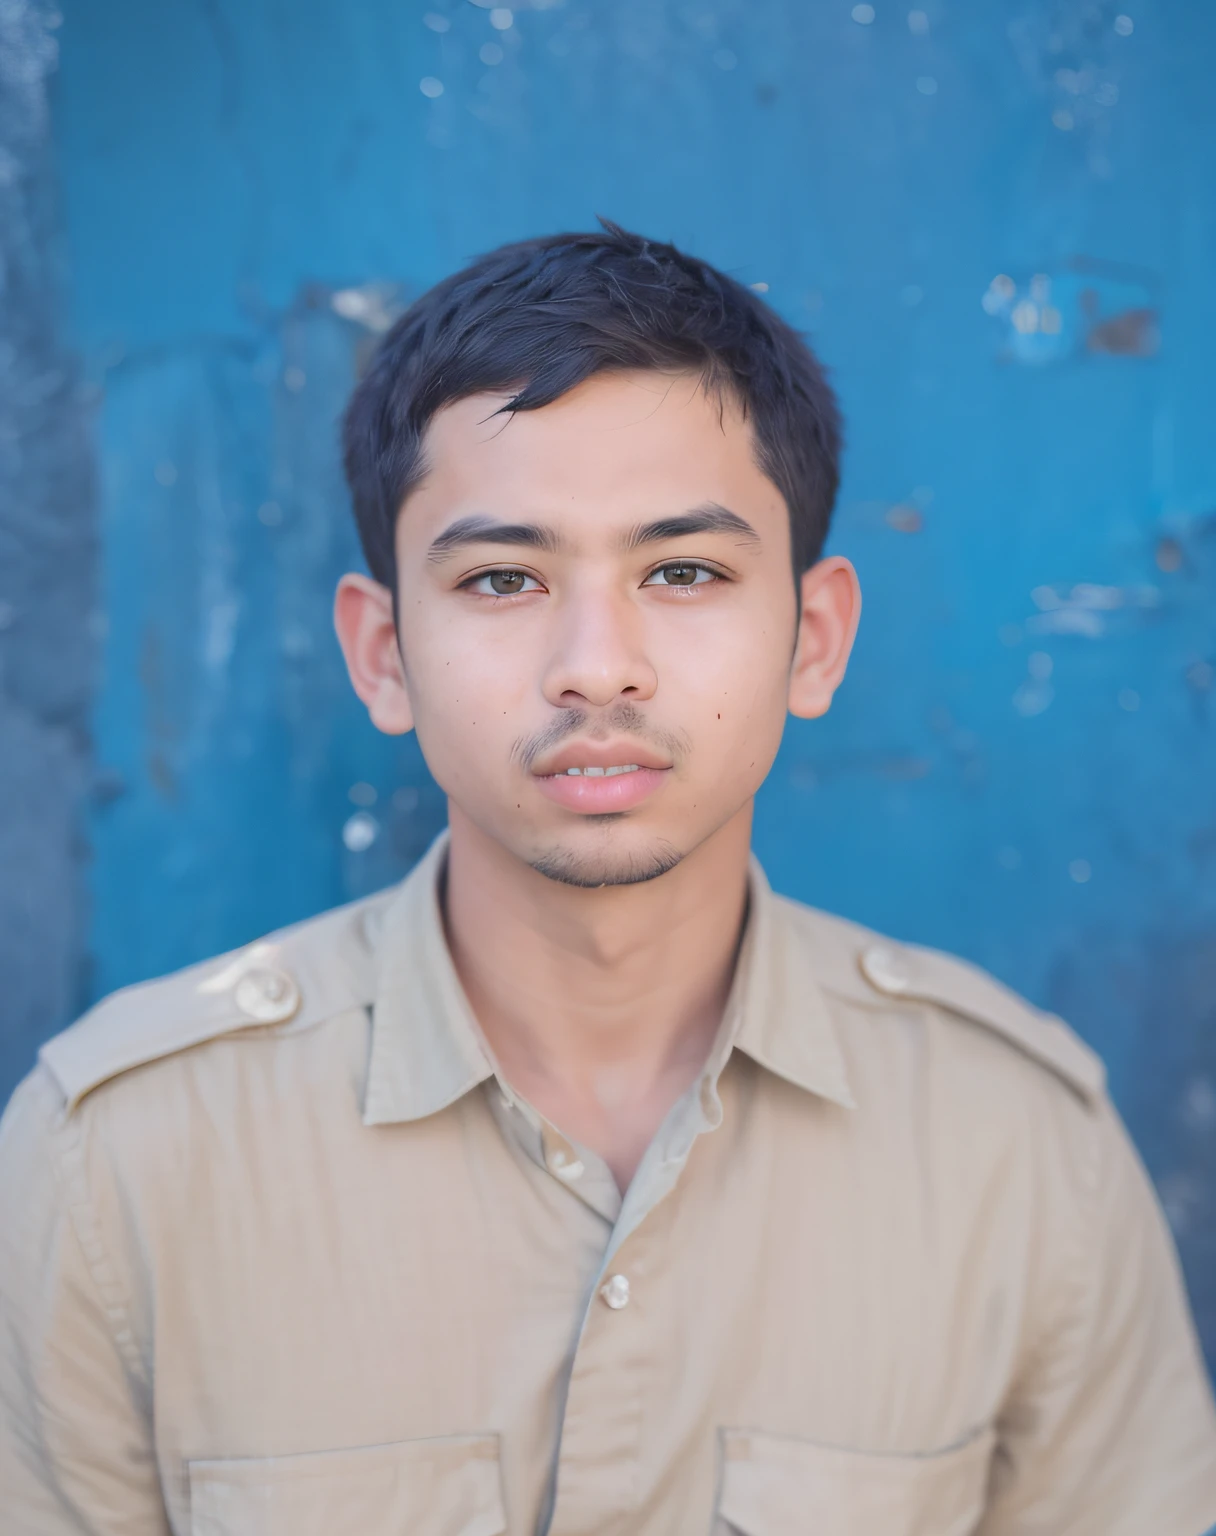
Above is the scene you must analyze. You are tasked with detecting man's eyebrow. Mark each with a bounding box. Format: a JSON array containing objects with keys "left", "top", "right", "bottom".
[
  {"left": 622, "top": 503, "right": 762, "bottom": 550},
  {"left": 427, "top": 515, "right": 562, "bottom": 562}
]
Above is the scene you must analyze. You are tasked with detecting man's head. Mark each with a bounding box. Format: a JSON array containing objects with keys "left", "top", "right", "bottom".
[{"left": 335, "top": 224, "right": 860, "bottom": 887}]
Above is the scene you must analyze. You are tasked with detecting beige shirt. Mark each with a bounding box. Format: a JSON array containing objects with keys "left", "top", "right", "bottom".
[{"left": 2, "top": 837, "right": 1215, "bottom": 1536}]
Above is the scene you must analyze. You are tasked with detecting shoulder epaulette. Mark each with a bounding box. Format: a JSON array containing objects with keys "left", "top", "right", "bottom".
[
  {"left": 850, "top": 936, "right": 1106, "bottom": 1104},
  {"left": 39, "top": 887, "right": 395, "bottom": 1114},
  {"left": 757, "top": 892, "right": 1107, "bottom": 1106}
]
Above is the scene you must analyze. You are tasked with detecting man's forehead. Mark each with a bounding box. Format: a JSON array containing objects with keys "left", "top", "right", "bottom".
[
  {"left": 425, "top": 369, "right": 744, "bottom": 448},
  {"left": 400, "top": 372, "right": 772, "bottom": 548}
]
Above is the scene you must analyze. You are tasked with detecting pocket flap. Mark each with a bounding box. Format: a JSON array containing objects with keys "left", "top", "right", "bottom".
[
  {"left": 189, "top": 1433, "right": 506, "bottom": 1536},
  {"left": 718, "top": 1426, "right": 994, "bottom": 1536}
]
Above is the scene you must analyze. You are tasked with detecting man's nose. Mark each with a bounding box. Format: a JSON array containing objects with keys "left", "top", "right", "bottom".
[{"left": 540, "top": 586, "right": 658, "bottom": 710}]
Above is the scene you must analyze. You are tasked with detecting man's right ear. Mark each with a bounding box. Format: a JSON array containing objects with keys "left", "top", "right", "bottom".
[{"left": 333, "top": 574, "right": 415, "bottom": 736}]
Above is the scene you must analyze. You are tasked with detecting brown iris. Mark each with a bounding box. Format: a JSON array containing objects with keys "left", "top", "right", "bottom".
[{"left": 489, "top": 570, "right": 527, "bottom": 595}]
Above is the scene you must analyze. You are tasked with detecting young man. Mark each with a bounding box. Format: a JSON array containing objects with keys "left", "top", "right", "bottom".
[{"left": 2, "top": 225, "right": 1214, "bottom": 1536}]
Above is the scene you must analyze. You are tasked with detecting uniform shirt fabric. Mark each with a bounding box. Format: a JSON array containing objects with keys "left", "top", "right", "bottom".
[{"left": 2, "top": 836, "right": 1215, "bottom": 1536}]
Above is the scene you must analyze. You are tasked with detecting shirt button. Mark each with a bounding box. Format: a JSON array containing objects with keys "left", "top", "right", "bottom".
[
  {"left": 547, "top": 1147, "right": 585, "bottom": 1181},
  {"left": 233, "top": 966, "right": 300, "bottom": 1023},
  {"left": 600, "top": 1274, "right": 631, "bottom": 1310},
  {"left": 859, "top": 944, "right": 912, "bottom": 996}
]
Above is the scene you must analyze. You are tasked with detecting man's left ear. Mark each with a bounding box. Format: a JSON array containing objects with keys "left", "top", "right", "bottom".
[{"left": 787, "top": 556, "right": 862, "bottom": 720}]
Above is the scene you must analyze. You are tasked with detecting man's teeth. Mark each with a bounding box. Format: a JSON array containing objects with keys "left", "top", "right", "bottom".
[{"left": 563, "top": 765, "right": 641, "bottom": 777}]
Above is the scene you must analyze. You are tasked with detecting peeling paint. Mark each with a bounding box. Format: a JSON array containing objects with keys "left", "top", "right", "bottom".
[{"left": 983, "top": 259, "right": 1160, "bottom": 367}]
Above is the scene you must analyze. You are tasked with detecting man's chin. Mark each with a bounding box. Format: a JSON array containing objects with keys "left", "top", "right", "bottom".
[{"left": 526, "top": 837, "right": 684, "bottom": 889}]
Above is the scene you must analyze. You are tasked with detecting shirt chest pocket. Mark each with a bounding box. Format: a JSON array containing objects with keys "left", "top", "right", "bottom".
[
  {"left": 715, "top": 1426, "right": 995, "bottom": 1536},
  {"left": 188, "top": 1434, "right": 506, "bottom": 1536}
]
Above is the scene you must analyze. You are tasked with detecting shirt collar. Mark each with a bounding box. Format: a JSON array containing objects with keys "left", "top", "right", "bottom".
[
  {"left": 362, "top": 833, "right": 854, "bottom": 1127},
  {"left": 362, "top": 835, "right": 494, "bottom": 1126},
  {"left": 727, "top": 858, "right": 855, "bottom": 1109}
]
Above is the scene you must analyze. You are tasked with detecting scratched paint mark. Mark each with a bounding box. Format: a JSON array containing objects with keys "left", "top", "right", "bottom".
[
  {"left": 983, "top": 259, "right": 1160, "bottom": 366},
  {"left": 1085, "top": 303, "right": 1160, "bottom": 358},
  {"left": 1006, "top": 3, "right": 1137, "bottom": 174},
  {"left": 1024, "top": 582, "right": 1165, "bottom": 640},
  {"left": 885, "top": 504, "right": 924, "bottom": 534}
]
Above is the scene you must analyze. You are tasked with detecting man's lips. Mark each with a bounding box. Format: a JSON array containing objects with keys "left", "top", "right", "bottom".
[
  {"left": 533, "top": 765, "right": 669, "bottom": 814},
  {"left": 530, "top": 740, "right": 672, "bottom": 814}
]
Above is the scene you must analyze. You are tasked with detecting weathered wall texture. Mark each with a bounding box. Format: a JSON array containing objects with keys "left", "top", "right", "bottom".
[
  {"left": 0, "top": 1, "right": 95, "bottom": 1078},
  {"left": 3, "top": 0, "right": 1213, "bottom": 1369}
]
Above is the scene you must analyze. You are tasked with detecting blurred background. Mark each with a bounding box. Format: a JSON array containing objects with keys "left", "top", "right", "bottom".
[{"left": 1, "top": 0, "right": 1213, "bottom": 1375}]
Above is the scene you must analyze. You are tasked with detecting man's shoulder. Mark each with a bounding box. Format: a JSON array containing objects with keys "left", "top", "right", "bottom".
[
  {"left": 773, "top": 891, "right": 1107, "bottom": 1107},
  {"left": 35, "top": 885, "right": 402, "bottom": 1116}
]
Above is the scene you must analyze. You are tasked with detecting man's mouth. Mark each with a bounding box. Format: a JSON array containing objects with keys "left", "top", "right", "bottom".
[{"left": 531, "top": 745, "right": 671, "bottom": 814}]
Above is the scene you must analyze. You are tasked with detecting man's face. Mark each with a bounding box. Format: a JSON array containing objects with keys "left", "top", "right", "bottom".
[{"left": 376, "top": 371, "right": 837, "bottom": 886}]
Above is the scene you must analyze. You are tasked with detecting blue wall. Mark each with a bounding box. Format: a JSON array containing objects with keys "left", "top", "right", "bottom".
[
  {"left": 0, "top": 0, "right": 96, "bottom": 1097},
  {"left": 30, "top": 0, "right": 1216, "bottom": 1367}
]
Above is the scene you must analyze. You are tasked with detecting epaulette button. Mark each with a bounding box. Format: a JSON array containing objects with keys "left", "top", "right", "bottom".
[
  {"left": 233, "top": 967, "right": 301, "bottom": 1024},
  {"left": 859, "top": 944, "right": 912, "bottom": 996}
]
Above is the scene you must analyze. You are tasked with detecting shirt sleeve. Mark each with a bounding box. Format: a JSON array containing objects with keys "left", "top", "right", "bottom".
[
  {"left": 980, "top": 1094, "right": 1216, "bottom": 1536},
  {"left": 0, "top": 1068, "right": 171, "bottom": 1535}
]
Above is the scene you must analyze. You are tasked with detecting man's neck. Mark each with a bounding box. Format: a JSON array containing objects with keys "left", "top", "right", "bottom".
[{"left": 442, "top": 806, "right": 753, "bottom": 1191}]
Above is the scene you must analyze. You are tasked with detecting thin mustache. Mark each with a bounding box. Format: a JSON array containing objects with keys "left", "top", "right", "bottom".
[{"left": 511, "top": 704, "right": 690, "bottom": 773}]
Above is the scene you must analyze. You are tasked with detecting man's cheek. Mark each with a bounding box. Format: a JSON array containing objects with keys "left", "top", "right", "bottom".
[
  {"left": 412, "top": 678, "right": 522, "bottom": 784},
  {"left": 688, "top": 644, "right": 784, "bottom": 724}
]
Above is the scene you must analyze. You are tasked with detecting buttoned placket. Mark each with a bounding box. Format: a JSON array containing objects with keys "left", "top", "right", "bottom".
[
  {"left": 540, "top": 1071, "right": 728, "bottom": 1536},
  {"left": 486, "top": 1085, "right": 623, "bottom": 1226},
  {"left": 483, "top": 1033, "right": 735, "bottom": 1536}
]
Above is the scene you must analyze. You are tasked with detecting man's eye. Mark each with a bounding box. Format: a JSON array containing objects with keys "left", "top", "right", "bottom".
[
  {"left": 467, "top": 569, "right": 541, "bottom": 596},
  {"left": 642, "top": 562, "right": 717, "bottom": 588}
]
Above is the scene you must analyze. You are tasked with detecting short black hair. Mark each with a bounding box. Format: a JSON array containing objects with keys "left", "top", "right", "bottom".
[{"left": 342, "top": 221, "right": 842, "bottom": 587}]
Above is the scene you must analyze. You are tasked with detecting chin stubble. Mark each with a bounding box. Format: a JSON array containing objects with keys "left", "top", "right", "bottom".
[{"left": 528, "top": 838, "right": 684, "bottom": 889}]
